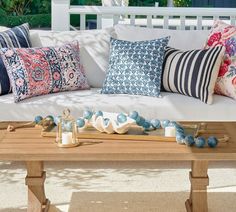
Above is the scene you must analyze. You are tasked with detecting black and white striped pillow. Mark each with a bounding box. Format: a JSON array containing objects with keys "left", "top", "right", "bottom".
[
  {"left": 0, "top": 23, "right": 31, "bottom": 95},
  {"left": 162, "top": 46, "right": 225, "bottom": 104}
]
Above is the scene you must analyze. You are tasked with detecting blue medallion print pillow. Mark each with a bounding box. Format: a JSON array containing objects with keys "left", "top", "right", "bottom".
[
  {"left": 0, "top": 23, "right": 31, "bottom": 95},
  {"left": 101, "top": 37, "right": 169, "bottom": 97}
]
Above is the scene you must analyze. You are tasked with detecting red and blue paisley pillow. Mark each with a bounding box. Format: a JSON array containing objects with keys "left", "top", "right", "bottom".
[{"left": 0, "top": 41, "right": 90, "bottom": 102}]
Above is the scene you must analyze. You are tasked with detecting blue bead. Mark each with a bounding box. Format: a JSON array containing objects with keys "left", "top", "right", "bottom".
[
  {"left": 207, "top": 136, "right": 218, "bottom": 148},
  {"left": 104, "top": 118, "right": 110, "bottom": 126},
  {"left": 95, "top": 111, "right": 103, "bottom": 118},
  {"left": 135, "top": 116, "right": 141, "bottom": 124},
  {"left": 176, "top": 134, "right": 185, "bottom": 144},
  {"left": 129, "top": 111, "right": 139, "bottom": 120},
  {"left": 176, "top": 126, "right": 185, "bottom": 134},
  {"left": 151, "top": 119, "right": 161, "bottom": 129},
  {"left": 117, "top": 113, "right": 127, "bottom": 123},
  {"left": 34, "top": 116, "right": 43, "bottom": 124},
  {"left": 184, "top": 135, "right": 195, "bottom": 146},
  {"left": 76, "top": 118, "right": 85, "bottom": 128},
  {"left": 175, "top": 125, "right": 184, "bottom": 131},
  {"left": 137, "top": 116, "right": 145, "bottom": 126},
  {"left": 161, "top": 120, "right": 170, "bottom": 128},
  {"left": 143, "top": 121, "right": 151, "bottom": 130},
  {"left": 83, "top": 110, "right": 93, "bottom": 120},
  {"left": 195, "top": 137, "right": 206, "bottom": 148}
]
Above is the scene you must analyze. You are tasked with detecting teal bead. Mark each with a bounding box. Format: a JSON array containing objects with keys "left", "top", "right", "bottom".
[
  {"left": 184, "top": 135, "right": 195, "bottom": 146},
  {"left": 76, "top": 118, "right": 85, "bottom": 128},
  {"left": 176, "top": 134, "right": 185, "bottom": 144},
  {"left": 137, "top": 116, "right": 145, "bottom": 126},
  {"left": 83, "top": 110, "right": 93, "bottom": 120},
  {"left": 169, "top": 121, "right": 178, "bottom": 127},
  {"left": 135, "top": 116, "right": 141, "bottom": 124},
  {"left": 45, "top": 115, "right": 54, "bottom": 123},
  {"left": 104, "top": 118, "right": 110, "bottom": 126},
  {"left": 129, "top": 111, "right": 139, "bottom": 120},
  {"left": 207, "top": 136, "right": 218, "bottom": 148},
  {"left": 34, "top": 116, "right": 43, "bottom": 124},
  {"left": 195, "top": 137, "right": 206, "bottom": 148},
  {"left": 143, "top": 121, "right": 151, "bottom": 130},
  {"left": 117, "top": 113, "right": 127, "bottom": 123},
  {"left": 161, "top": 120, "right": 170, "bottom": 128},
  {"left": 151, "top": 119, "right": 161, "bottom": 129},
  {"left": 95, "top": 111, "right": 103, "bottom": 118},
  {"left": 176, "top": 126, "right": 185, "bottom": 134}
]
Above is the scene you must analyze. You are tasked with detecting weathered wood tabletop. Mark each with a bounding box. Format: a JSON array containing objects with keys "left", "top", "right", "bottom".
[
  {"left": 0, "top": 122, "right": 235, "bottom": 161},
  {"left": 0, "top": 121, "right": 235, "bottom": 212}
]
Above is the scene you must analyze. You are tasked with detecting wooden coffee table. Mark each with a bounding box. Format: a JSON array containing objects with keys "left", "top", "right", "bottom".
[{"left": 0, "top": 122, "right": 235, "bottom": 212}]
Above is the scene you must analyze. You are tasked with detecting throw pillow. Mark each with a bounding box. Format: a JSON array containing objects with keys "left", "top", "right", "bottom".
[
  {"left": 0, "top": 41, "right": 90, "bottom": 102},
  {"left": 32, "top": 28, "right": 116, "bottom": 88},
  {"left": 101, "top": 37, "right": 169, "bottom": 97},
  {"left": 205, "top": 20, "right": 236, "bottom": 100},
  {"left": 162, "top": 46, "right": 225, "bottom": 104},
  {"left": 0, "top": 23, "right": 31, "bottom": 95}
]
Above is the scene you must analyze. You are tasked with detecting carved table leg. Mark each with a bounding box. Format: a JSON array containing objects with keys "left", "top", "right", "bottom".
[
  {"left": 25, "top": 161, "right": 50, "bottom": 212},
  {"left": 185, "top": 160, "right": 209, "bottom": 212}
]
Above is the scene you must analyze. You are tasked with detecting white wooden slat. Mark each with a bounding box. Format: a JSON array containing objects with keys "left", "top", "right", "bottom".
[
  {"left": 197, "top": 16, "right": 202, "bottom": 30},
  {"left": 180, "top": 16, "right": 185, "bottom": 30},
  {"left": 190, "top": 25, "right": 194, "bottom": 30},
  {"left": 147, "top": 15, "right": 153, "bottom": 28},
  {"left": 97, "top": 14, "right": 102, "bottom": 29},
  {"left": 130, "top": 15, "right": 135, "bottom": 25},
  {"left": 80, "top": 14, "right": 86, "bottom": 30},
  {"left": 214, "top": 16, "right": 219, "bottom": 21},
  {"left": 52, "top": 5, "right": 236, "bottom": 31},
  {"left": 113, "top": 15, "right": 120, "bottom": 25},
  {"left": 69, "top": 6, "right": 236, "bottom": 17},
  {"left": 230, "top": 16, "right": 236, "bottom": 26},
  {"left": 163, "top": 15, "right": 169, "bottom": 29},
  {"left": 52, "top": 0, "right": 70, "bottom": 31}
]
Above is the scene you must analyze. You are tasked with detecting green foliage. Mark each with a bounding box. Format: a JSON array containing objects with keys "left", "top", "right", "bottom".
[
  {"left": 174, "top": 0, "right": 192, "bottom": 7},
  {"left": 0, "top": 0, "right": 33, "bottom": 16},
  {"left": 31, "top": 0, "right": 51, "bottom": 14},
  {"left": 71, "top": 0, "right": 101, "bottom": 5},
  {"left": 0, "top": 14, "right": 51, "bottom": 28},
  {"left": 0, "top": 0, "right": 51, "bottom": 16}
]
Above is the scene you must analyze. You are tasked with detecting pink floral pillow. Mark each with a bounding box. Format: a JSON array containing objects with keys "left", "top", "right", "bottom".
[
  {"left": 0, "top": 41, "right": 90, "bottom": 102},
  {"left": 205, "top": 20, "right": 236, "bottom": 100}
]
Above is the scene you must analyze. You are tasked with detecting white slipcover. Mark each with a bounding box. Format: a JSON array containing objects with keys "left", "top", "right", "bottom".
[{"left": 0, "top": 89, "right": 234, "bottom": 121}]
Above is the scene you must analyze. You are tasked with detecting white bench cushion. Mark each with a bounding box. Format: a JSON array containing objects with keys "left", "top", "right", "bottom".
[
  {"left": 114, "top": 24, "right": 210, "bottom": 50},
  {"left": 0, "top": 89, "right": 234, "bottom": 121}
]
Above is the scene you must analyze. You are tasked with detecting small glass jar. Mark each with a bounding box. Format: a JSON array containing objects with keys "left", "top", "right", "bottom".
[{"left": 56, "top": 109, "right": 79, "bottom": 147}]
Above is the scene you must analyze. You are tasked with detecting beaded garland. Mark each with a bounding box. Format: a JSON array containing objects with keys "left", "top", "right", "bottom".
[{"left": 34, "top": 110, "right": 219, "bottom": 148}]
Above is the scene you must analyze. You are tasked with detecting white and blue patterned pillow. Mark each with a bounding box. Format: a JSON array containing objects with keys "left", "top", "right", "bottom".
[
  {"left": 101, "top": 37, "right": 169, "bottom": 97},
  {"left": 0, "top": 23, "right": 31, "bottom": 95}
]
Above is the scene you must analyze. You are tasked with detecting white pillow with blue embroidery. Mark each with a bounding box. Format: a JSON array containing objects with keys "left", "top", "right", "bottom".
[
  {"left": 0, "top": 23, "right": 31, "bottom": 95},
  {"left": 101, "top": 37, "right": 169, "bottom": 97}
]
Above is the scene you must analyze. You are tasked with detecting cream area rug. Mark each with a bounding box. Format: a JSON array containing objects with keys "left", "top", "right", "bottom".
[{"left": 0, "top": 161, "right": 235, "bottom": 212}]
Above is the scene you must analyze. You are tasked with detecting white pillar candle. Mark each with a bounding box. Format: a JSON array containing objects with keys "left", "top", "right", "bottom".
[
  {"left": 62, "top": 132, "right": 73, "bottom": 145},
  {"left": 165, "top": 126, "right": 176, "bottom": 137}
]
